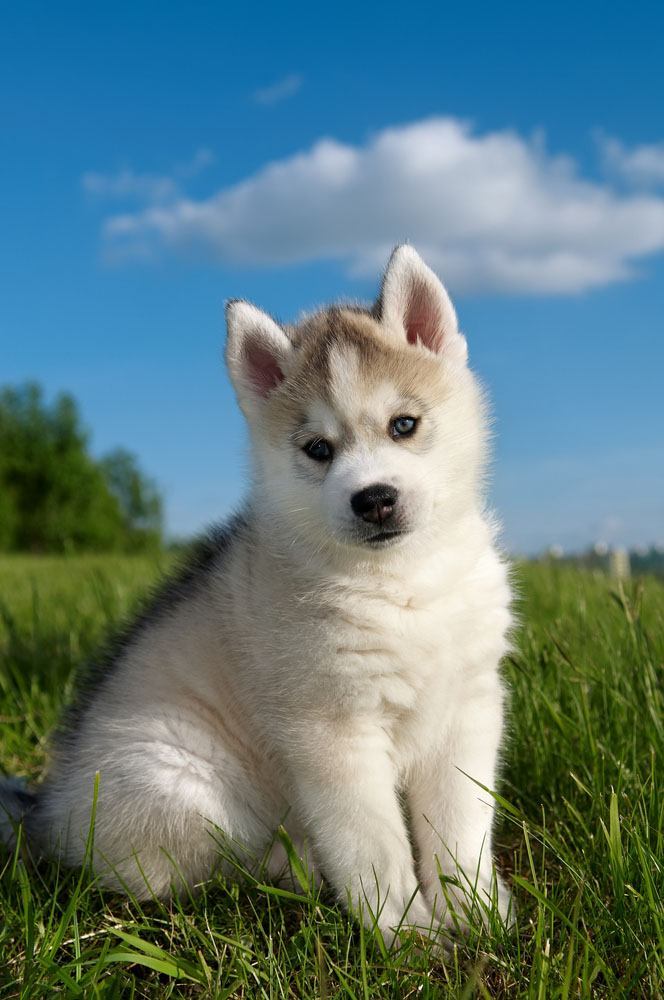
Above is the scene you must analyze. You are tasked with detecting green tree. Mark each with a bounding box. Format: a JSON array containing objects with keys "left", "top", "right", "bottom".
[
  {"left": 0, "top": 383, "right": 163, "bottom": 553},
  {"left": 100, "top": 448, "right": 163, "bottom": 551},
  {"left": 0, "top": 485, "right": 17, "bottom": 550}
]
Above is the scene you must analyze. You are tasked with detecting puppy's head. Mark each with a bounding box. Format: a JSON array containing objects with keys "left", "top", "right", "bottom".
[{"left": 226, "top": 246, "right": 487, "bottom": 559}]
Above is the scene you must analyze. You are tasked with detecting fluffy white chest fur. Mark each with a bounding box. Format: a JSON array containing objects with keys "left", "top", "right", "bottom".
[{"left": 2, "top": 245, "right": 513, "bottom": 944}]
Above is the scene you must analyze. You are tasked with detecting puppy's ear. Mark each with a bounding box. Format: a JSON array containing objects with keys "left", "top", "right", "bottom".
[
  {"left": 377, "top": 245, "right": 467, "bottom": 363},
  {"left": 225, "top": 300, "right": 292, "bottom": 405}
]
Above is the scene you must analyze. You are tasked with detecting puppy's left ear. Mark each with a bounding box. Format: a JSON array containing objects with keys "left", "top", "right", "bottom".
[
  {"left": 377, "top": 245, "right": 467, "bottom": 363},
  {"left": 225, "top": 300, "right": 293, "bottom": 408}
]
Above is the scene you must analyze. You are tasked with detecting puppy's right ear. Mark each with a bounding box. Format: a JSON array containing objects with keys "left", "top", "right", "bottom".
[
  {"left": 225, "top": 300, "right": 292, "bottom": 406},
  {"left": 377, "top": 245, "right": 467, "bottom": 363}
]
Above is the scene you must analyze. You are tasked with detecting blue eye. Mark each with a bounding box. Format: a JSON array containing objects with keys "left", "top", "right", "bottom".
[
  {"left": 390, "top": 416, "right": 418, "bottom": 439},
  {"left": 303, "top": 438, "right": 334, "bottom": 462}
]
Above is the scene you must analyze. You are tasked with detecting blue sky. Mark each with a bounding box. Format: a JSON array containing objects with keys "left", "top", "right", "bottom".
[{"left": 2, "top": 0, "right": 663, "bottom": 553}]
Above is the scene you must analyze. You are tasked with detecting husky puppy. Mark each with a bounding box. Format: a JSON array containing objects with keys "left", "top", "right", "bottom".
[{"left": 1, "top": 246, "right": 512, "bottom": 941}]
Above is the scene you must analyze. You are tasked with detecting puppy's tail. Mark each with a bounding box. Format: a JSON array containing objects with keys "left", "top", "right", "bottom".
[{"left": 0, "top": 776, "right": 37, "bottom": 845}]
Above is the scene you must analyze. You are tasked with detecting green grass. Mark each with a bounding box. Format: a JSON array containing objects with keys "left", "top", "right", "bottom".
[{"left": 0, "top": 555, "right": 662, "bottom": 998}]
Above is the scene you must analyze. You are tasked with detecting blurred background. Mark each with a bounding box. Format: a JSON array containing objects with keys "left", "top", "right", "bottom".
[{"left": 2, "top": 0, "right": 663, "bottom": 570}]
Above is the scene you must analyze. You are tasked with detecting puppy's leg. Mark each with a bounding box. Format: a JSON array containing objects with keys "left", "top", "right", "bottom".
[
  {"left": 407, "top": 679, "right": 512, "bottom": 930},
  {"left": 32, "top": 727, "right": 280, "bottom": 898},
  {"left": 289, "top": 723, "right": 431, "bottom": 941}
]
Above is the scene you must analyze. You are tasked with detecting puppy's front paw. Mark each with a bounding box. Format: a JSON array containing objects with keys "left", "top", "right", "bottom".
[
  {"left": 372, "top": 891, "right": 435, "bottom": 950},
  {"left": 425, "top": 870, "right": 515, "bottom": 937}
]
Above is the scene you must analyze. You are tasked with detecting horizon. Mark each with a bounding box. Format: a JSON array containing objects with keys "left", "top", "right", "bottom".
[{"left": 2, "top": 1, "right": 663, "bottom": 554}]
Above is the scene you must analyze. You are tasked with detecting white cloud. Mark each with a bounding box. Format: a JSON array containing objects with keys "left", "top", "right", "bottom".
[
  {"left": 173, "top": 147, "right": 216, "bottom": 179},
  {"left": 83, "top": 168, "right": 179, "bottom": 203},
  {"left": 598, "top": 133, "right": 664, "bottom": 188},
  {"left": 100, "top": 117, "right": 664, "bottom": 294},
  {"left": 252, "top": 73, "right": 303, "bottom": 106},
  {"left": 83, "top": 148, "right": 215, "bottom": 204}
]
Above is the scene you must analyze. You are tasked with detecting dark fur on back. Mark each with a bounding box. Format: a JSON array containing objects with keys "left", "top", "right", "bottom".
[
  {"left": 0, "top": 513, "right": 249, "bottom": 840},
  {"left": 54, "top": 510, "right": 248, "bottom": 751}
]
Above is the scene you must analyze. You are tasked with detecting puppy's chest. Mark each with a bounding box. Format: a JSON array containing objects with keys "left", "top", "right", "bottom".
[{"left": 318, "top": 588, "right": 458, "bottom": 718}]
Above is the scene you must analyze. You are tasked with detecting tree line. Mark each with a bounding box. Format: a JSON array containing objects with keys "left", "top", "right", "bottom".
[{"left": 0, "top": 384, "right": 163, "bottom": 552}]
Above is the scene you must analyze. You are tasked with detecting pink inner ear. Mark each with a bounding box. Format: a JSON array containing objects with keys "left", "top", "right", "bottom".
[
  {"left": 244, "top": 340, "right": 284, "bottom": 397},
  {"left": 404, "top": 281, "right": 444, "bottom": 353}
]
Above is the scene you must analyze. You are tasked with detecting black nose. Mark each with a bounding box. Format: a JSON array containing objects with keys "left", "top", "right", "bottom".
[{"left": 350, "top": 484, "right": 399, "bottom": 525}]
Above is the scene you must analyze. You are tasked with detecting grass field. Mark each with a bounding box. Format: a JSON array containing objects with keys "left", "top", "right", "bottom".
[{"left": 0, "top": 555, "right": 662, "bottom": 998}]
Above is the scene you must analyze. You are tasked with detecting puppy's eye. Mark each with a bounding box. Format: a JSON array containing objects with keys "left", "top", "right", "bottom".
[
  {"left": 390, "top": 416, "right": 418, "bottom": 439},
  {"left": 303, "top": 438, "right": 334, "bottom": 462}
]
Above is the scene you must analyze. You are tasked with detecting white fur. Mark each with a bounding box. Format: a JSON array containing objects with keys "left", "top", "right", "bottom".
[
  {"left": 22, "top": 246, "right": 513, "bottom": 944},
  {"left": 380, "top": 244, "right": 468, "bottom": 363}
]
